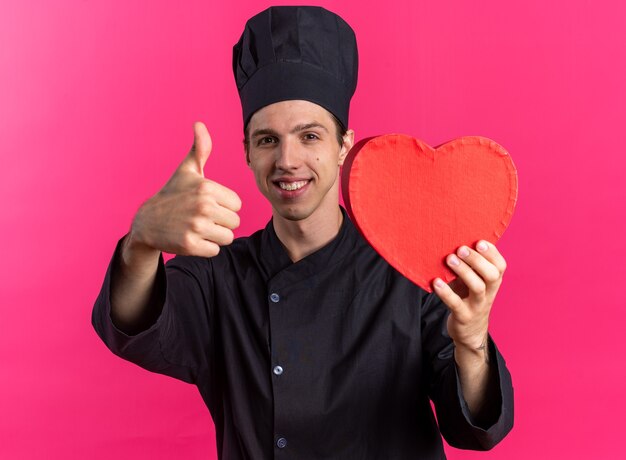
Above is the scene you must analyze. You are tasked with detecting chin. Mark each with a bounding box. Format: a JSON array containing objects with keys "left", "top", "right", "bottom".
[{"left": 273, "top": 203, "right": 313, "bottom": 222}]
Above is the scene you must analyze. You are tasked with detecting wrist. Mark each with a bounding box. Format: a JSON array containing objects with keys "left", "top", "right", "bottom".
[
  {"left": 454, "top": 333, "right": 491, "bottom": 366},
  {"left": 121, "top": 231, "right": 160, "bottom": 272}
]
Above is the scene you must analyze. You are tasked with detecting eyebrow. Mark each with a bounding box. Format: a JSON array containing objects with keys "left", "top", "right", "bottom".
[{"left": 251, "top": 122, "right": 329, "bottom": 139}]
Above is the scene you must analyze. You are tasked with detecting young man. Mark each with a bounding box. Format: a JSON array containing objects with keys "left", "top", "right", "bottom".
[{"left": 92, "top": 6, "right": 514, "bottom": 459}]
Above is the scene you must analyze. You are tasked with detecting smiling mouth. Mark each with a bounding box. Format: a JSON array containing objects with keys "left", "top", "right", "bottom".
[{"left": 276, "top": 180, "right": 310, "bottom": 191}]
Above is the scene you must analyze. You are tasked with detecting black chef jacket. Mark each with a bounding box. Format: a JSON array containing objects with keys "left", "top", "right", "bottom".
[{"left": 92, "top": 206, "right": 514, "bottom": 459}]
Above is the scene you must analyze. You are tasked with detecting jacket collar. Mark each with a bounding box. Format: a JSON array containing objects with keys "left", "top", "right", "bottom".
[{"left": 259, "top": 205, "right": 360, "bottom": 283}]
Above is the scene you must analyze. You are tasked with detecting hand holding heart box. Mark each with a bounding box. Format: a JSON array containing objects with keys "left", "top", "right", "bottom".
[{"left": 341, "top": 134, "right": 518, "bottom": 293}]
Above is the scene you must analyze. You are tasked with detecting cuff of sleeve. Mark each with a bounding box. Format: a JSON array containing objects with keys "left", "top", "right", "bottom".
[
  {"left": 454, "top": 335, "right": 500, "bottom": 429},
  {"left": 91, "top": 234, "right": 201, "bottom": 384},
  {"left": 451, "top": 334, "right": 515, "bottom": 447},
  {"left": 92, "top": 233, "right": 169, "bottom": 351}
]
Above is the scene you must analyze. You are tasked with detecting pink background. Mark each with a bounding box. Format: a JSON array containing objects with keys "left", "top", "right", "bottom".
[{"left": 1, "top": 0, "right": 624, "bottom": 458}]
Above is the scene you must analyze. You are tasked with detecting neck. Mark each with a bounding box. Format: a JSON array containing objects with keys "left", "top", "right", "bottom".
[{"left": 272, "top": 204, "right": 344, "bottom": 263}]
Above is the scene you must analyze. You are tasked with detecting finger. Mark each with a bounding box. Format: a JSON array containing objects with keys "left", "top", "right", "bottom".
[
  {"left": 210, "top": 205, "right": 241, "bottom": 230},
  {"left": 200, "top": 179, "right": 243, "bottom": 212},
  {"left": 194, "top": 193, "right": 241, "bottom": 230},
  {"left": 473, "top": 241, "right": 507, "bottom": 297},
  {"left": 187, "top": 235, "right": 221, "bottom": 258},
  {"left": 456, "top": 245, "right": 502, "bottom": 287},
  {"left": 432, "top": 278, "right": 470, "bottom": 320},
  {"left": 446, "top": 254, "right": 487, "bottom": 300},
  {"left": 198, "top": 222, "right": 235, "bottom": 247},
  {"left": 475, "top": 240, "right": 507, "bottom": 274},
  {"left": 181, "top": 121, "right": 213, "bottom": 176}
]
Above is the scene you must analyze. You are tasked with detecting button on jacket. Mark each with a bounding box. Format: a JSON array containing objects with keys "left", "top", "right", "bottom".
[{"left": 92, "top": 206, "right": 514, "bottom": 459}]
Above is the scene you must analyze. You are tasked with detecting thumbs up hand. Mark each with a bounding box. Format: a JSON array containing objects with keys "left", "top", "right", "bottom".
[{"left": 130, "top": 121, "right": 242, "bottom": 258}]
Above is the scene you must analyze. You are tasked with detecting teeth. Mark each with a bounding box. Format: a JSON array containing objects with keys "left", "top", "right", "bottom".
[{"left": 278, "top": 180, "right": 308, "bottom": 191}]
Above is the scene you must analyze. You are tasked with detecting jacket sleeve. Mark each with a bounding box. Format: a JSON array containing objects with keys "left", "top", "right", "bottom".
[
  {"left": 91, "top": 233, "right": 215, "bottom": 385},
  {"left": 421, "top": 290, "right": 514, "bottom": 450}
]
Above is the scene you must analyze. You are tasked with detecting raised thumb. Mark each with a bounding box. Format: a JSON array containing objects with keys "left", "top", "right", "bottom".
[{"left": 188, "top": 121, "right": 212, "bottom": 176}]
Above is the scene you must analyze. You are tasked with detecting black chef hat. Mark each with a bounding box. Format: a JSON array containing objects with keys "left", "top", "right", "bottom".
[{"left": 232, "top": 5, "right": 358, "bottom": 130}]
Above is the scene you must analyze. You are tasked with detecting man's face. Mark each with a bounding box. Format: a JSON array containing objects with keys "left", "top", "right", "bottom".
[{"left": 246, "top": 100, "right": 354, "bottom": 222}]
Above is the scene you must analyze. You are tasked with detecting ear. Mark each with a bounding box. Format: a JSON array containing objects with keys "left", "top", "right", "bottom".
[{"left": 338, "top": 129, "right": 355, "bottom": 166}]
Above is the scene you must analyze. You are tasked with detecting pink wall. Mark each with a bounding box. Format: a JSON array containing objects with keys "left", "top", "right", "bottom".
[{"left": 1, "top": 0, "right": 624, "bottom": 458}]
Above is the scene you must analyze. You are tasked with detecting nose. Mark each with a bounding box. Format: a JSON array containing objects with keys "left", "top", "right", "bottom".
[{"left": 275, "top": 137, "right": 301, "bottom": 171}]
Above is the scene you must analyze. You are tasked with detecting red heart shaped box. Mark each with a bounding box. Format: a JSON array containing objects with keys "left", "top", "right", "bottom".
[{"left": 341, "top": 134, "right": 518, "bottom": 292}]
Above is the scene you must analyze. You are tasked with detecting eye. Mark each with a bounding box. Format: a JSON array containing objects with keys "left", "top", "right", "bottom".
[
  {"left": 258, "top": 136, "right": 277, "bottom": 146},
  {"left": 303, "top": 133, "right": 319, "bottom": 141}
]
